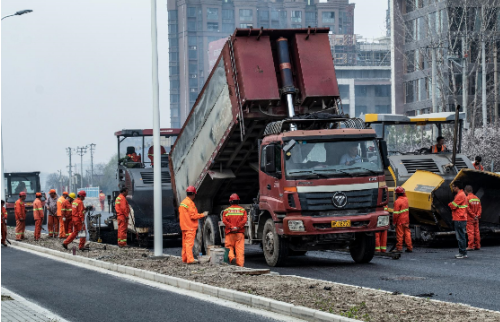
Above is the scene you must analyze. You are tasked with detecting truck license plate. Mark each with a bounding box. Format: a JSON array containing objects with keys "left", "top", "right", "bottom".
[{"left": 331, "top": 220, "right": 351, "bottom": 228}]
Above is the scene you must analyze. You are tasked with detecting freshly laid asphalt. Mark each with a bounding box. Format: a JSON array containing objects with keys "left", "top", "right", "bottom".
[
  {"left": 1, "top": 248, "right": 282, "bottom": 322},
  {"left": 162, "top": 239, "right": 500, "bottom": 312}
]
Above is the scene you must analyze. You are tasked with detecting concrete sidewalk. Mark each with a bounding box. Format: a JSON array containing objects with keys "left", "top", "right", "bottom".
[{"left": 1, "top": 288, "right": 68, "bottom": 322}]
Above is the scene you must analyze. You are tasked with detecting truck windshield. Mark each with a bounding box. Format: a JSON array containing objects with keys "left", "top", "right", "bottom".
[
  {"left": 118, "top": 136, "right": 177, "bottom": 167},
  {"left": 7, "top": 175, "right": 38, "bottom": 195},
  {"left": 284, "top": 139, "right": 383, "bottom": 179},
  {"left": 384, "top": 123, "right": 455, "bottom": 155}
]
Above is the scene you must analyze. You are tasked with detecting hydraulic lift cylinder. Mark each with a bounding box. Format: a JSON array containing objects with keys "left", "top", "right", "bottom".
[{"left": 277, "top": 37, "right": 297, "bottom": 131}]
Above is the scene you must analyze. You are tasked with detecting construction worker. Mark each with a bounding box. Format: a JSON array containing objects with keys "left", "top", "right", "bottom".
[
  {"left": 2, "top": 200, "right": 8, "bottom": 246},
  {"left": 15, "top": 192, "right": 27, "bottom": 241},
  {"left": 430, "top": 136, "right": 447, "bottom": 153},
  {"left": 99, "top": 190, "right": 106, "bottom": 211},
  {"left": 62, "top": 193, "right": 76, "bottom": 237},
  {"left": 33, "top": 193, "right": 44, "bottom": 241},
  {"left": 63, "top": 190, "right": 88, "bottom": 251},
  {"left": 46, "top": 189, "right": 59, "bottom": 237},
  {"left": 222, "top": 193, "right": 247, "bottom": 266},
  {"left": 148, "top": 145, "right": 166, "bottom": 166},
  {"left": 465, "top": 185, "right": 481, "bottom": 251},
  {"left": 115, "top": 187, "right": 130, "bottom": 247},
  {"left": 391, "top": 186, "right": 413, "bottom": 253},
  {"left": 473, "top": 156, "right": 484, "bottom": 171},
  {"left": 375, "top": 206, "right": 389, "bottom": 253},
  {"left": 57, "top": 192, "right": 68, "bottom": 238},
  {"left": 448, "top": 180, "right": 468, "bottom": 259},
  {"left": 179, "top": 186, "right": 208, "bottom": 264}
]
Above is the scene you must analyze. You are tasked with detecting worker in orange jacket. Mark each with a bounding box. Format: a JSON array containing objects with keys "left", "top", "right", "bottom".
[
  {"left": 391, "top": 187, "right": 413, "bottom": 253},
  {"left": 148, "top": 145, "right": 166, "bottom": 166},
  {"left": 115, "top": 187, "right": 130, "bottom": 247},
  {"left": 2, "top": 200, "right": 8, "bottom": 246},
  {"left": 99, "top": 190, "right": 106, "bottom": 211},
  {"left": 464, "top": 185, "right": 481, "bottom": 251},
  {"left": 46, "top": 189, "right": 59, "bottom": 237},
  {"left": 63, "top": 190, "right": 88, "bottom": 251},
  {"left": 15, "top": 192, "right": 27, "bottom": 241},
  {"left": 449, "top": 180, "right": 468, "bottom": 258},
  {"left": 62, "top": 193, "right": 75, "bottom": 237},
  {"left": 33, "top": 193, "right": 44, "bottom": 241},
  {"left": 473, "top": 156, "right": 484, "bottom": 171},
  {"left": 375, "top": 206, "right": 389, "bottom": 253},
  {"left": 57, "top": 192, "right": 68, "bottom": 238},
  {"left": 430, "top": 136, "right": 447, "bottom": 153},
  {"left": 222, "top": 194, "right": 247, "bottom": 266},
  {"left": 179, "top": 186, "right": 207, "bottom": 264}
]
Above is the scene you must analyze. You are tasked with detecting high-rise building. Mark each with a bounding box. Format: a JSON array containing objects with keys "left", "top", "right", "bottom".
[{"left": 167, "top": 0, "right": 355, "bottom": 128}]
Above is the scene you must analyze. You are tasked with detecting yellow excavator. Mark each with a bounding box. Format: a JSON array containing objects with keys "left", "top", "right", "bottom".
[{"left": 364, "top": 110, "right": 500, "bottom": 242}]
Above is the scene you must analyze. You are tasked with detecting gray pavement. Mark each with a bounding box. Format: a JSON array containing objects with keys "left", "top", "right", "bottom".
[
  {"left": 1, "top": 248, "right": 282, "bottom": 322},
  {"left": 162, "top": 239, "right": 500, "bottom": 312}
]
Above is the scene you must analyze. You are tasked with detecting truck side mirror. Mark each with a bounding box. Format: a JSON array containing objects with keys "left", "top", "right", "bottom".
[
  {"left": 379, "top": 139, "right": 390, "bottom": 169},
  {"left": 264, "top": 145, "right": 276, "bottom": 173}
]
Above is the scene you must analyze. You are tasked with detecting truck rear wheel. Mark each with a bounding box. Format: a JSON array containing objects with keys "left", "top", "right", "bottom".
[
  {"left": 262, "top": 219, "right": 289, "bottom": 267},
  {"left": 203, "top": 215, "right": 221, "bottom": 254},
  {"left": 193, "top": 221, "right": 205, "bottom": 256},
  {"left": 349, "top": 233, "right": 375, "bottom": 264}
]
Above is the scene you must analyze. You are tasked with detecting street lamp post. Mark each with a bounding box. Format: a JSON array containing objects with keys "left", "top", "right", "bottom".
[{"left": 1, "top": 9, "right": 33, "bottom": 200}]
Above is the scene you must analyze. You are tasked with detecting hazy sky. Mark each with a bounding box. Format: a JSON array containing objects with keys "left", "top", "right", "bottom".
[{"left": 1, "top": 0, "right": 386, "bottom": 180}]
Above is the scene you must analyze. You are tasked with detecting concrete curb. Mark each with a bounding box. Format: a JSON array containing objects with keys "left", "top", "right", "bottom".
[{"left": 9, "top": 241, "right": 358, "bottom": 322}]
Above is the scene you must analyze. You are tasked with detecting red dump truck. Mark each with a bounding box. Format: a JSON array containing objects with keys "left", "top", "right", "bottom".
[{"left": 169, "top": 28, "right": 390, "bottom": 266}]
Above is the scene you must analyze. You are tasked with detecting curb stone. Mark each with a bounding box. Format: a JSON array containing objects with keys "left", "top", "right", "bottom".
[{"left": 9, "top": 240, "right": 358, "bottom": 322}]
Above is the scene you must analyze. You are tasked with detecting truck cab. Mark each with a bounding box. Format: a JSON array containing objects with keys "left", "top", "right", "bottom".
[{"left": 4, "top": 172, "right": 45, "bottom": 226}]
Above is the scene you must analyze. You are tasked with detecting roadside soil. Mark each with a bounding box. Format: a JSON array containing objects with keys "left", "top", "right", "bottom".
[{"left": 7, "top": 228, "right": 500, "bottom": 322}]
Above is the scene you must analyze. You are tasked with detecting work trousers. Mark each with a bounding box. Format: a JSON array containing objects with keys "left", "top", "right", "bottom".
[
  {"left": 225, "top": 232, "right": 245, "bottom": 267},
  {"left": 64, "top": 222, "right": 86, "bottom": 249},
  {"left": 117, "top": 216, "right": 128, "bottom": 247},
  {"left": 100, "top": 201, "right": 105, "bottom": 211},
  {"left": 396, "top": 223, "right": 412, "bottom": 251},
  {"left": 1, "top": 222, "right": 7, "bottom": 245},
  {"left": 467, "top": 220, "right": 481, "bottom": 250},
  {"left": 181, "top": 230, "right": 196, "bottom": 263},
  {"left": 34, "top": 218, "right": 43, "bottom": 240},
  {"left": 375, "top": 230, "right": 388, "bottom": 253},
  {"left": 454, "top": 220, "right": 467, "bottom": 255},
  {"left": 63, "top": 217, "right": 73, "bottom": 237},
  {"left": 48, "top": 215, "right": 59, "bottom": 237},
  {"left": 15, "top": 220, "right": 25, "bottom": 240},
  {"left": 58, "top": 216, "right": 65, "bottom": 238}
]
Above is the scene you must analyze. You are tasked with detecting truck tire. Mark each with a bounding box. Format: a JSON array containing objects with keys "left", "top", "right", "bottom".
[
  {"left": 349, "top": 233, "right": 375, "bottom": 264},
  {"left": 289, "top": 250, "right": 307, "bottom": 256},
  {"left": 203, "top": 215, "right": 222, "bottom": 254},
  {"left": 262, "top": 219, "right": 289, "bottom": 267},
  {"left": 193, "top": 220, "right": 205, "bottom": 256}
]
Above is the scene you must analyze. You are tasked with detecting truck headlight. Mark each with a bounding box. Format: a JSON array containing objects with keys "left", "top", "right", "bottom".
[
  {"left": 377, "top": 215, "right": 389, "bottom": 227},
  {"left": 288, "top": 220, "right": 305, "bottom": 232}
]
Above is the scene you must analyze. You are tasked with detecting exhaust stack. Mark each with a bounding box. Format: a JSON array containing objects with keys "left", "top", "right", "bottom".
[{"left": 277, "top": 37, "right": 297, "bottom": 131}]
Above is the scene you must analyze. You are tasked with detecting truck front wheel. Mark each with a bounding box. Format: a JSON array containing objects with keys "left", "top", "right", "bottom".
[
  {"left": 203, "top": 215, "right": 221, "bottom": 254},
  {"left": 349, "top": 233, "right": 375, "bottom": 264},
  {"left": 262, "top": 219, "right": 289, "bottom": 267}
]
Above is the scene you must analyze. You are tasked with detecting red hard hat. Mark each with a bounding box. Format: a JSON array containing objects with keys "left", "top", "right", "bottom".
[
  {"left": 49, "top": 189, "right": 56, "bottom": 194},
  {"left": 36, "top": 192, "right": 42, "bottom": 197},
  {"left": 63, "top": 191, "right": 68, "bottom": 195},
  {"left": 229, "top": 193, "right": 240, "bottom": 202},
  {"left": 78, "top": 190, "right": 87, "bottom": 197},
  {"left": 395, "top": 186, "right": 405, "bottom": 194},
  {"left": 186, "top": 186, "right": 197, "bottom": 194},
  {"left": 19, "top": 192, "right": 27, "bottom": 197}
]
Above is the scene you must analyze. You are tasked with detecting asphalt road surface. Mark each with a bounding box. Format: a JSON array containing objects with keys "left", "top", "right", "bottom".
[
  {"left": 1, "top": 248, "right": 287, "bottom": 322},
  {"left": 162, "top": 239, "right": 500, "bottom": 311}
]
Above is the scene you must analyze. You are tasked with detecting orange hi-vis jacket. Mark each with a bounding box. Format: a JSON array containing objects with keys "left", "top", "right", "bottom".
[
  {"left": 62, "top": 199, "right": 73, "bottom": 219},
  {"left": 72, "top": 198, "right": 85, "bottom": 224},
  {"left": 179, "top": 197, "right": 204, "bottom": 231},
  {"left": 115, "top": 194, "right": 130, "bottom": 218},
  {"left": 466, "top": 193, "right": 482, "bottom": 220},
  {"left": 449, "top": 189, "right": 468, "bottom": 221},
  {"left": 99, "top": 193, "right": 106, "bottom": 202},
  {"left": 473, "top": 162, "right": 484, "bottom": 171},
  {"left": 2, "top": 206, "right": 8, "bottom": 222},
  {"left": 57, "top": 196, "right": 66, "bottom": 217},
  {"left": 33, "top": 198, "right": 44, "bottom": 220},
  {"left": 393, "top": 194, "right": 410, "bottom": 225},
  {"left": 431, "top": 144, "right": 447, "bottom": 153},
  {"left": 15, "top": 199, "right": 26, "bottom": 221},
  {"left": 222, "top": 205, "right": 247, "bottom": 235}
]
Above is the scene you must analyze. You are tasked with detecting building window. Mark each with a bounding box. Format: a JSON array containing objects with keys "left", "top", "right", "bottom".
[
  {"left": 405, "top": 81, "right": 415, "bottom": 103},
  {"left": 339, "top": 85, "right": 349, "bottom": 99},
  {"left": 207, "top": 22, "right": 219, "bottom": 31},
  {"left": 169, "top": 10, "right": 177, "bottom": 22},
  {"left": 223, "top": 23, "right": 234, "bottom": 33},
  {"left": 306, "top": 12, "right": 316, "bottom": 24},
  {"left": 170, "top": 80, "right": 179, "bottom": 90},
  {"left": 240, "top": 23, "right": 253, "bottom": 28},
  {"left": 355, "top": 85, "right": 368, "bottom": 97},
  {"left": 187, "top": 7, "right": 196, "bottom": 18},
  {"left": 189, "top": 62, "right": 197, "bottom": 73},
  {"left": 222, "top": 9, "right": 234, "bottom": 20},
  {"left": 170, "top": 94, "right": 179, "bottom": 103},
  {"left": 169, "top": 52, "right": 178, "bottom": 62},
  {"left": 291, "top": 11, "right": 302, "bottom": 23},
  {"left": 189, "top": 77, "right": 198, "bottom": 87},
  {"left": 322, "top": 12, "right": 335, "bottom": 23},
  {"left": 169, "top": 66, "right": 179, "bottom": 76},
  {"left": 188, "top": 36, "right": 196, "bottom": 46},
  {"left": 355, "top": 105, "right": 367, "bottom": 117},
  {"left": 271, "top": 9, "right": 279, "bottom": 21},
  {"left": 291, "top": 24, "right": 302, "bottom": 29},
  {"left": 207, "top": 8, "right": 218, "bottom": 20},
  {"left": 168, "top": 23, "right": 177, "bottom": 34},
  {"left": 189, "top": 49, "right": 197, "bottom": 60},
  {"left": 375, "top": 85, "right": 390, "bottom": 97},
  {"left": 188, "top": 19, "right": 196, "bottom": 31},
  {"left": 239, "top": 9, "right": 253, "bottom": 22},
  {"left": 190, "top": 91, "right": 198, "bottom": 101},
  {"left": 171, "top": 108, "right": 179, "bottom": 117},
  {"left": 259, "top": 10, "right": 269, "bottom": 20},
  {"left": 375, "top": 105, "right": 391, "bottom": 114}
]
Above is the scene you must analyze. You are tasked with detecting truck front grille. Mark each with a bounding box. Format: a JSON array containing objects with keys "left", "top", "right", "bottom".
[{"left": 298, "top": 189, "right": 378, "bottom": 212}]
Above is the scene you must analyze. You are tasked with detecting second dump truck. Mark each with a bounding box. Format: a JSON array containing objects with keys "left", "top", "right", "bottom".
[{"left": 169, "top": 28, "right": 390, "bottom": 267}]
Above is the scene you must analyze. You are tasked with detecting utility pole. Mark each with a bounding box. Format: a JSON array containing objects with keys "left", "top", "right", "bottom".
[
  {"left": 432, "top": 46, "right": 438, "bottom": 112},
  {"left": 462, "top": 35, "right": 468, "bottom": 126},
  {"left": 57, "top": 170, "right": 62, "bottom": 194},
  {"left": 494, "top": 43, "right": 498, "bottom": 127},
  {"left": 76, "top": 146, "right": 88, "bottom": 188},
  {"left": 89, "top": 143, "right": 96, "bottom": 186},
  {"left": 481, "top": 6, "right": 487, "bottom": 128},
  {"left": 66, "top": 148, "right": 74, "bottom": 193}
]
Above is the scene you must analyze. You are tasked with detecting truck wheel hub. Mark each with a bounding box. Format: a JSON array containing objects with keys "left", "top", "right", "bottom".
[{"left": 264, "top": 232, "right": 274, "bottom": 254}]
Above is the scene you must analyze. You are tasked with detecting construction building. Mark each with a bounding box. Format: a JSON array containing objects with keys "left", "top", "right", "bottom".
[{"left": 167, "top": 0, "right": 355, "bottom": 128}]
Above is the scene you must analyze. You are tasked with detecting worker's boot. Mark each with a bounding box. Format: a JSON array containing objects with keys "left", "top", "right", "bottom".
[
  {"left": 187, "top": 260, "right": 199, "bottom": 265},
  {"left": 62, "top": 243, "right": 68, "bottom": 250},
  {"left": 80, "top": 245, "right": 90, "bottom": 252},
  {"left": 391, "top": 249, "right": 402, "bottom": 254},
  {"left": 230, "top": 258, "right": 237, "bottom": 265}
]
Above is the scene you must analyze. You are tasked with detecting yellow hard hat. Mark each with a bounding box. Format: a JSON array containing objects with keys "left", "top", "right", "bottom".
[{"left": 69, "top": 193, "right": 76, "bottom": 199}]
